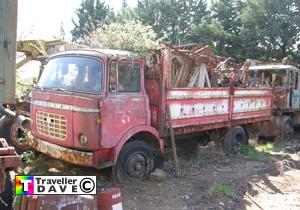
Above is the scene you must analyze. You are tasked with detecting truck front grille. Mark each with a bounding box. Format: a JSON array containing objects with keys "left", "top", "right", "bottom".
[{"left": 36, "top": 111, "right": 67, "bottom": 140}]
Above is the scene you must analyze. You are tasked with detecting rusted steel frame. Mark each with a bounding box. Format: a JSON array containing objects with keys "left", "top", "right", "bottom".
[
  {"left": 0, "top": 147, "right": 17, "bottom": 155},
  {"left": 0, "top": 138, "right": 21, "bottom": 192},
  {"left": 229, "top": 83, "right": 235, "bottom": 121},
  {"left": 270, "top": 73, "right": 277, "bottom": 111},
  {"left": 167, "top": 105, "right": 180, "bottom": 177},
  {"left": 174, "top": 43, "right": 198, "bottom": 49},
  {"left": 173, "top": 116, "right": 271, "bottom": 136},
  {"left": 167, "top": 96, "right": 229, "bottom": 101},
  {"left": 32, "top": 138, "right": 94, "bottom": 167},
  {"left": 193, "top": 46, "right": 209, "bottom": 55},
  {"left": 189, "top": 44, "right": 205, "bottom": 54},
  {"left": 233, "top": 94, "right": 273, "bottom": 98},
  {"left": 162, "top": 42, "right": 194, "bottom": 63},
  {"left": 214, "top": 57, "right": 232, "bottom": 71}
]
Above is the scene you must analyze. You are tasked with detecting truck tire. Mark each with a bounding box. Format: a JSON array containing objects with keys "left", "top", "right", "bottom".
[
  {"left": 0, "top": 116, "right": 30, "bottom": 154},
  {"left": 279, "top": 116, "right": 294, "bottom": 142},
  {"left": 223, "top": 126, "right": 247, "bottom": 155},
  {"left": 116, "top": 141, "right": 154, "bottom": 183}
]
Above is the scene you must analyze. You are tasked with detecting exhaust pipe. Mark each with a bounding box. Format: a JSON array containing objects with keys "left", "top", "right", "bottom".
[{"left": 0, "top": 105, "right": 31, "bottom": 131}]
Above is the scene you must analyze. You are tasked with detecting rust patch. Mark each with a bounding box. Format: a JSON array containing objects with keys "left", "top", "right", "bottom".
[{"left": 32, "top": 138, "right": 94, "bottom": 167}]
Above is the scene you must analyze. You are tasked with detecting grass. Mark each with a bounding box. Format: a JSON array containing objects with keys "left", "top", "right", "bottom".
[
  {"left": 238, "top": 144, "right": 263, "bottom": 161},
  {"left": 209, "top": 184, "right": 233, "bottom": 197},
  {"left": 256, "top": 143, "right": 274, "bottom": 153},
  {"left": 238, "top": 142, "right": 293, "bottom": 162}
]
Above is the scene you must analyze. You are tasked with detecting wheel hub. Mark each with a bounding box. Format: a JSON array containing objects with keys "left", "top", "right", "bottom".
[{"left": 126, "top": 153, "right": 147, "bottom": 179}]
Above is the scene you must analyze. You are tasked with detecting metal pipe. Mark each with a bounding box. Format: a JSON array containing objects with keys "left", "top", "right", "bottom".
[
  {"left": 0, "top": 105, "right": 16, "bottom": 119},
  {"left": 0, "top": 105, "right": 31, "bottom": 131}
]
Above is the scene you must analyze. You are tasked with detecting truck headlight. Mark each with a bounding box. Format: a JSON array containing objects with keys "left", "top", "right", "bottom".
[{"left": 79, "top": 134, "right": 88, "bottom": 146}]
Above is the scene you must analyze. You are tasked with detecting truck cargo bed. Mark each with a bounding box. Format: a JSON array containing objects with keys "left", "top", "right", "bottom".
[{"left": 166, "top": 87, "right": 273, "bottom": 134}]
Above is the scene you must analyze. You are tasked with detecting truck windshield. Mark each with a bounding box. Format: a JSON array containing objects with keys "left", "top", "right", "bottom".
[
  {"left": 248, "top": 69, "right": 287, "bottom": 87},
  {"left": 38, "top": 56, "right": 103, "bottom": 93}
]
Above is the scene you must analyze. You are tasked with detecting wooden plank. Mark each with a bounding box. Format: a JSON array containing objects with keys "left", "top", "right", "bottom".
[{"left": 187, "top": 67, "right": 199, "bottom": 87}]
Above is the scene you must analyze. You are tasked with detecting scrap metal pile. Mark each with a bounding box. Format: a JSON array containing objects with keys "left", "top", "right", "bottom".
[{"left": 163, "top": 43, "right": 243, "bottom": 88}]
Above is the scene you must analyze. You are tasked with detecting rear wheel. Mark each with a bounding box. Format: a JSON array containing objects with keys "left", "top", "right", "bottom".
[
  {"left": 223, "top": 126, "right": 248, "bottom": 154},
  {"left": 279, "top": 116, "right": 294, "bottom": 143},
  {"left": 116, "top": 141, "right": 154, "bottom": 183}
]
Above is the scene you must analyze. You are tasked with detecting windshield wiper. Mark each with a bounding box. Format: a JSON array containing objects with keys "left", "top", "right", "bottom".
[
  {"left": 34, "top": 85, "right": 43, "bottom": 90},
  {"left": 51, "top": 88, "right": 71, "bottom": 93}
]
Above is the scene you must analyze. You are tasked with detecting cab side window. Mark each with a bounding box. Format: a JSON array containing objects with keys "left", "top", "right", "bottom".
[
  {"left": 294, "top": 72, "right": 298, "bottom": 90},
  {"left": 109, "top": 61, "right": 141, "bottom": 93}
]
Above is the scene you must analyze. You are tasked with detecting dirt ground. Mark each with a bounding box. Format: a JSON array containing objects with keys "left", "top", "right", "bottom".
[
  {"left": 120, "top": 136, "right": 300, "bottom": 210},
  {"left": 14, "top": 131, "right": 300, "bottom": 210}
]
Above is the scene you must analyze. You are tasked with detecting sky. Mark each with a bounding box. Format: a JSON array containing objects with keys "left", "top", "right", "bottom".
[{"left": 17, "top": 0, "right": 137, "bottom": 41}]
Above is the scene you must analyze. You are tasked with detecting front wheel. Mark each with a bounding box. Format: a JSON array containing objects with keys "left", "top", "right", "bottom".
[{"left": 116, "top": 141, "right": 154, "bottom": 183}]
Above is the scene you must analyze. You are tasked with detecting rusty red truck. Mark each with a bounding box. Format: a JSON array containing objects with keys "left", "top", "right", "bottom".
[
  {"left": 248, "top": 63, "right": 300, "bottom": 141},
  {"left": 29, "top": 46, "right": 274, "bottom": 182}
]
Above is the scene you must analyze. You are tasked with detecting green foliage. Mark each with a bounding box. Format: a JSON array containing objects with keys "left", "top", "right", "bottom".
[
  {"left": 16, "top": 74, "right": 35, "bottom": 99},
  {"left": 190, "top": 18, "right": 228, "bottom": 53},
  {"left": 238, "top": 144, "right": 262, "bottom": 161},
  {"left": 256, "top": 143, "right": 274, "bottom": 153},
  {"left": 135, "top": 0, "right": 208, "bottom": 44},
  {"left": 87, "top": 20, "right": 160, "bottom": 54},
  {"left": 115, "top": 0, "right": 137, "bottom": 22},
  {"left": 240, "top": 0, "right": 300, "bottom": 60},
  {"left": 209, "top": 184, "right": 233, "bottom": 197},
  {"left": 71, "top": 0, "right": 113, "bottom": 42},
  {"left": 71, "top": 0, "right": 300, "bottom": 63},
  {"left": 22, "top": 151, "right": 35, "bottom": 165}
]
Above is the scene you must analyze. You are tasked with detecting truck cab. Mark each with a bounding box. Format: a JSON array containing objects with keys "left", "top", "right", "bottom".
[
  {"left": 248, "top": 64, "right": 300, "bottom": 140},
  {"left": 30, "top": 49, "right": 164, "bottom": 182},
  {"left": 248, "top": 64, "right": 300, "bottom": 111}
]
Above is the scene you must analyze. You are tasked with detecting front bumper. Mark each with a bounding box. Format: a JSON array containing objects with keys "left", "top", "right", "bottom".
[{"left": 32, "top": 138, "right": 94, "bottom": 167}]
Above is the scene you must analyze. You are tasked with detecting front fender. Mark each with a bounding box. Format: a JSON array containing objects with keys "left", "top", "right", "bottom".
[{"left": 112, "top": 125, "right": 164, "bottom": 164}]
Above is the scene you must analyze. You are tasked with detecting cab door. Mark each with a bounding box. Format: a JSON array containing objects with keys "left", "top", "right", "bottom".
[{"left": 100, "top": 59, "right": 149, "bottom": 148}]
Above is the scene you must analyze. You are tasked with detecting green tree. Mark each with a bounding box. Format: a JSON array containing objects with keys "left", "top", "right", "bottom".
[
  {"left": 210, "top": 0, "right": 243, "bottom": 58},
  {"left": 135, "top": 0, "right": 208, "bottom": 44},
  {"left": 115, "top": 0, "right": 137, "bottom": 22},
  {"left": 71, "top": 0, "right": 113, "bottom": 42},
  {"left": 240, "top": 0, "right": 300, "bottom": 60},
  {"left": 86, "top": 20, "right": 160, "bottom": 54},
  {"left": 189, "top": 18, "right": 228, "bottom": 53}
]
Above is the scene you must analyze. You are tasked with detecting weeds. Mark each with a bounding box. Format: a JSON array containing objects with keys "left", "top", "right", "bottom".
[
  {"left": 209, "top": 184, "right": 233, "bottom": 197},
  {"left": 256, "top": 143, "right": 274, "bottom": 153},
  {"left": 21, "top": 151, "right": 35, "bottom": 165},
  {"left": 238, "top": 144, "right": 262, "bottom": 161}
]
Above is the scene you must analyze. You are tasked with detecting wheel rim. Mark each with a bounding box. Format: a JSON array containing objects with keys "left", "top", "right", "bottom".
[
  {"left": 10, "top": 123, "right": 31, "bottom": 149},
  {"left": 126, "top": 152, "right": 148, "bottom": 179}
]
